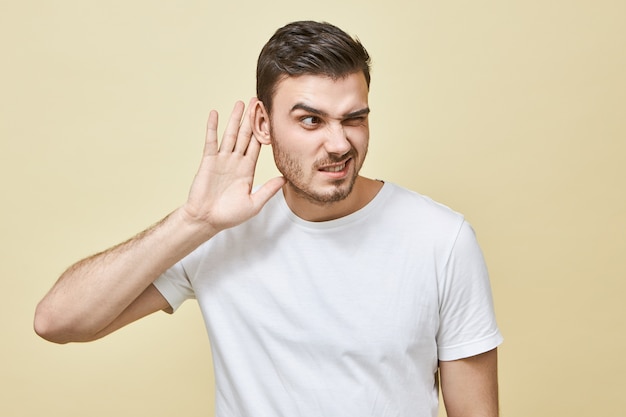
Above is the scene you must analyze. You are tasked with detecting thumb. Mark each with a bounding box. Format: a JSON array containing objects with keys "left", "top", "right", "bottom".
[{"left": 250, "top": 177, "right": 287, "bottom": 212}]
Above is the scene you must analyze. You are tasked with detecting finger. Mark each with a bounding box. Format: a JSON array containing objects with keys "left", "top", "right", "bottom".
[
  {"left": 203, "top": 110, "right": 219, "bottom": 156},
  {"left": 250, "top": 176, "right": 287, "bottom": 213},
  {"left": 244, "top": 131, "right": 262, "bottom": 162},
  {"left": 244, "top": 98, "right": 263, "bottom": 157},
  {"left": 218, "top": 101, "right": 245, "bottom": 153},
  {"left": 234, "top": 97, "right": 257, "bottom": 154}
]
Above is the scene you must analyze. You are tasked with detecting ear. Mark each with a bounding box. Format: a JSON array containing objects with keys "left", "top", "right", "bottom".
[{"left": 252, "top": 100, "right": 272, "bottom": 145}]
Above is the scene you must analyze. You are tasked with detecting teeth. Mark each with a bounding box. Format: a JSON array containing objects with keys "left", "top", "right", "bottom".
[{"left": 323, "top": 164, "right": 345, "bottom": 172}]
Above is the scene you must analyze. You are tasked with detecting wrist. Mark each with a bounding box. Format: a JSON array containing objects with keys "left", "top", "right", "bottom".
[{"left": 172, "top": 206, "right": 221, "bottom": 244}]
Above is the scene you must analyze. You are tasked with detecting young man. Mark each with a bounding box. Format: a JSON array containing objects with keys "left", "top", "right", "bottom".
[{"left": 35, "top": 21, "right": 502, "bottom": 417}]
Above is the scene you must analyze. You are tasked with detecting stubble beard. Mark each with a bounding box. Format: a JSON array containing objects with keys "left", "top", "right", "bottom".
[{"left": 271, "top": 136, "right": 365, "bottom": 206}]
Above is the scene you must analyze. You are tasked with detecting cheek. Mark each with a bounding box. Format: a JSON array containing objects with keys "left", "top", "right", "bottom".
[
  {"left": 347, "top": 127, "right": 369, "bottom": 146},
  {"left": 273, "top": 127, "right": 319, "bottom": 155}
]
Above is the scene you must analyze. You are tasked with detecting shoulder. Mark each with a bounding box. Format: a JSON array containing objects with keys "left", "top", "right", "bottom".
[
  {"left": 361, "top": 182, "right": 472, "bottom": 261},
  {"left": 382, "top": 182, "right": 465, "bottom": 231}
]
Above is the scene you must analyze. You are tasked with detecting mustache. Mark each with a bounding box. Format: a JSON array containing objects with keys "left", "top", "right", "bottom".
[{"left": 314, "top": 150, "right": 356, "bottom": 167}]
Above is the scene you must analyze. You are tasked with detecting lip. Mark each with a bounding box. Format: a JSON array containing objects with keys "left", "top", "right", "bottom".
[{"left": 317, "top": 158, "right": 352, "bottom": 178}]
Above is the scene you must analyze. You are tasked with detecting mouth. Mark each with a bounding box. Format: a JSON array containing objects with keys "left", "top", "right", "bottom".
[
  {"left": 319, "top": 161, "right": 348, "bottom": 173},
  {"left": 318, "top": 157, "right": 352, "bottom": 174}
]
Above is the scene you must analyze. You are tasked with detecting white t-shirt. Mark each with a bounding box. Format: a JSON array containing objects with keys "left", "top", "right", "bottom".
[{"left": 154, "top": 182, "right": 503, "bottom": 417}]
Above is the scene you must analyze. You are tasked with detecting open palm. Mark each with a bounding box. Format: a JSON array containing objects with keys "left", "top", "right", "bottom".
[{"left": 183, "top": 98, "right": 285, "bottom": 237}]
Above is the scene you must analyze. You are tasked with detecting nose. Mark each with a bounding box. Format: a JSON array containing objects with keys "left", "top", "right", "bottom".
[{"left": 324, "top": 123, "right": 351, "bottom": 156}]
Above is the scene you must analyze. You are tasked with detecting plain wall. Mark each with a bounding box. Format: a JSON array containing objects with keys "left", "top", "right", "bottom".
[{"left": 2, "top": 1, "right": 624, "bottom": 416}]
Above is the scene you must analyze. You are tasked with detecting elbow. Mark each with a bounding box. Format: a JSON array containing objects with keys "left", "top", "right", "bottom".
[
  {"left": 33, "top": 301, "right": 96, "bottom": 344},
  {"left": 33, "top": 310, "right": 66, "bottom": 344},
  {"left": 33, "top": 301, "right": 70, "bottom": 344}
]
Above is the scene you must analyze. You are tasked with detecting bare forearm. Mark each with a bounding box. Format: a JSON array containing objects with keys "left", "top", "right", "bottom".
[
  {"left": 35, "top": 100, "right": 285, "bottom": 343},
  {"left": 34, "top": 207, "right": 212, "bottom": 343},
  {"left": 440, "top": 349, "right": 499, "bottom": 417}
]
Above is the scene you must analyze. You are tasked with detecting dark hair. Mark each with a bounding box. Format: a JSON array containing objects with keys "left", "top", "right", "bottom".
[{"left": 256, "top": 21, "right": 371, "bottom": 113}]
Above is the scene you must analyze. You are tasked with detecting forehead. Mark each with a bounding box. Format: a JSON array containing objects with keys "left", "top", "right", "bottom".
[{"left": 271, "top": 72, "right": 369, "bottom": 116}]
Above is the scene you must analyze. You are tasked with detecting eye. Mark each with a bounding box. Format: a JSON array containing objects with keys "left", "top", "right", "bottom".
[
  {"left": 300, "top": 115, "right": 321, "bottom": 128},
  {"left": 343, "top": 116, "right": 367, "bottom": 127}
]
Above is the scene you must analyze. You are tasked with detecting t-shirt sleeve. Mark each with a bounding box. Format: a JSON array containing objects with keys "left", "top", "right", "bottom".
[
  {"left": 153, "top": 260, "right": 196, "bottom": 312},
  {"left": 436, "top": 220, "right": 503, "bottom": 361}
]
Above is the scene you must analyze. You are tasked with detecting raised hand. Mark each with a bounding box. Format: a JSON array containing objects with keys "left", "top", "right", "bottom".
[
  {"left": 182, "top": 98, "right": 285, "bottom": 237},
  {"left": 33, "top": 98, "right": 285, "bottom": 344}
]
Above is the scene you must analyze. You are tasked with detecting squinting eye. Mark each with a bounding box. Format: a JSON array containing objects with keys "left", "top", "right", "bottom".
[{"left": 344, "top": 117, "right": 366, "bottom": 127}]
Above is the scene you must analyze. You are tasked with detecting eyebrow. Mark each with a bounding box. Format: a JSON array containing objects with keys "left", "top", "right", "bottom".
[{"left": 290, "top": 103, "right": 370, "bottom": 119}]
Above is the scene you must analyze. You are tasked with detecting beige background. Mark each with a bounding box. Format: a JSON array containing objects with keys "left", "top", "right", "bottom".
[{"left": 2, "top": 0, "right": 624, "bottom": 416}]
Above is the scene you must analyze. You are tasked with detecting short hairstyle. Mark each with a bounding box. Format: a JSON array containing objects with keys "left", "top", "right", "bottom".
[{"left": 256, "top": 21, "right": 371, "bottom": 113}]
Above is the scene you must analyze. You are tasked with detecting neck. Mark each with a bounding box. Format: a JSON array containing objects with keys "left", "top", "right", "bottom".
[{"left": 283, "top": 176, "right": 384, "bottom": 222}]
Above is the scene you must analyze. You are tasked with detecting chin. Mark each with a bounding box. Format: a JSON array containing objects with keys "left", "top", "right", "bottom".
[{"left": 292, "top": 179, "right": 356, "bottom": 205}]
